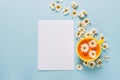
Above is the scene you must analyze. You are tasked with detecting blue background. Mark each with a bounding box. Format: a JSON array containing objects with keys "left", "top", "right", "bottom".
[{"left": 0, "top": 0, "right": 120, "bottom": 80}]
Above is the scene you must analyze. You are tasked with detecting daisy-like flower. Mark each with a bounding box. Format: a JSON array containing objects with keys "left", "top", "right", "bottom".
[
  {"left": 99, "top": 33, "right": 105, "bottom": 42},
  {"left": 88, "top": 61, "right": 96, "bottom": 69},
  {"left": 63, "top": 7, "right": 69, "bottom": 15},
  {"left": 76, "top": 65, "right": 83, "bottom": 70},
  {"left": 77, "top": 12, "right": 85, "bottom": 19},
  {"left": 80, "top": 43, "right": 89, "bottom": 53},
  {"left": 102, "top": 43, "right": 108, "bottom": 50},
  {"left": 50, "top": 2, "right": 55, "bottom": 10},
  {"left": 78, "top": 21, "right": 86, "bottom": 27},
  {"left": 89, "top": 40, "right": 97, "bottom": 48},
  {"left": 89, "top": 50, "right": 96, "bottom": 58},
  {"left": 76, "top": 31, "right": 84, "bottom": 38},
  {"left": 96, "top": 58, "right": 102, "bottom": 67},
  {"left": 55, "top": 4, "right": 62, "bottom": 12},
  {"left": 83, "top": 61, "right": 88, "bottom": 67},
  {"left": 77, "top": 10, "right": 87, "bottom": 19},
  {"left": 77, "top": 27, "right": 86, "bottom": 32},
  {"left": 85, "top": 32, "right": 91, "bottom": 38},
  {"left": 71, "top": 9, "right": 77, "bottom": 17},
  {"left": 81, "top": 10, "right": 87, "bottom": 15},
  {"left": 84, "top": 18, "right": 90, "bottom": 26},
  {"left": 71, "top": 1, "right": 78, "bottom": 9},
  {"left": 90, "top": 28, "right": 97, "bottom": 35},
  {"left": 56, "top": 0, "right": 63, "bottom": 3}
]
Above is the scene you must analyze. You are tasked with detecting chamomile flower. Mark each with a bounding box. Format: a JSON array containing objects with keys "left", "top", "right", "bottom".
[
  {"left": 88, "top": 61, "right": 96, "bottom": 69},
  {"left": 85, "top": 32, "right": 91, "bottom": 38},
  {"left": 71, "top": 1, "right": 78, "bottom": 9},
  {"left": 77, "top": 27, "right": 86, "bottom": 32},
  {"left": 81, "top": 10, "right": 87, "bottom": 15},
  {"left": 80, "top": 43, "right": 89, "bottom": 53},
  {"left": 50, "top": 2, "right": 55, "bottom": 10},
  {"left": 77, "top": 10, "right": 87, "bottom": 19},
  {"left": 77, "top": 12, "right": 85, "bottom": 19},
  {"left": 83, "top": 61, "right": 89, "bottom": 67},
  {"left": 71, "top": 9, "right": 77, "bottom": 17},
  {"left": 78, "top": 21, "right": 86, "bottom": 27},
  {"left": 96, "top": 58, "right": 102, "bottom": 67},
  {"left": 99, "top": 33, "right": 105, "bottom": 42},
  {"left": 90, "top": 28, "right": 97, "bottom": 35},
  {"left": 89, "top": 50, "right": 96, "bottom": 58},
  {"left": 102, "top": 43, "right": 108, "bottom": 50},
  {"left": 55, "top": 4, "right": 62, "bottom": 12},
  {"left": 56, "top": 0, "right": 63, "bottom": 3},
  {"left": 84, "top": 18, "right": 90, "bottom": 26},
  {"left": 76, "top": 31, "right": 84, "bottom": 38},
  {"left": 89, "top": 40, "right": 97, "bottom": 48},
  {"left": 63, "top": 7, "right": 69, "bottom": 15},
  {"left": 76, "top": 65, "right": 83, "bottom": 70}
]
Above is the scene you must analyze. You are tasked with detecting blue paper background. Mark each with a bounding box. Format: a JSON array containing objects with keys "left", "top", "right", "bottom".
[{"left": 0, "top": 0, "right": 120, "bottom": 80}]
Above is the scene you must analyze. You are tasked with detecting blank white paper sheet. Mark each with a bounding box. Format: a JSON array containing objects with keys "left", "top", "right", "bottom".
[{"left": 38, "top": 20, "right": 74, "bottom": 70}]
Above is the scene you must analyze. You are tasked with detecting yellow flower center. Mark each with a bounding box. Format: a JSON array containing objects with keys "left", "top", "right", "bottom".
[
  {"left": 103, "top": 45, "right": 107, "bottom": 48},
  {"left": 52, "top": 3, "right": 55, "bottom": 6},
  {"left": 83, "top": 46, "right": 86, "bottom": 49},
  {"left": 73, "top": 11, "right": 76, "bottom": 15},
  {"left": 85, "top": 20, "right": 88, "bottom": 23},
  {"left": 101, "top": 36, "right": 104, "bottom": 40},
  {"left": 78, "top": 66, "right": 81, "bottom": 68},
  {"left": 57, "top": 5, "right": 60, "bottom": 9},
  {"left": 64, "top": 9, "right": 68, "bottom": 12},
  {"left": 91, "top": 42, "right": 94, "bottom": 45}
]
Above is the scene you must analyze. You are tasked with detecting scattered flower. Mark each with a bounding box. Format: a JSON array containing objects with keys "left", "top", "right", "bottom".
[
  {"left": 96, "top": 58, "right": 102, "bottom": 67},
  {"left": 99, "top": 33, "right": 105, "bottom": 42},
  {"left": 85, "top": 32, "right": 91, "bottom": 38},
  {"left": 77, "top": 27, "right": 86, "bottom": 32},
  {"left": 84, "top": 18, "right": 90, "bottom": 26},
  {"left": 89, "top": 50, "right": 96, "bottom": 58},
  {"left": 90, "top": 28, "right": 97, "bottom": 36},
  {"left": 77, "top": 10, "right": 87, "bottom": 19},
  {"left": 71, "top": 9, "right": 77, "bottom": 17},
  {"left": 63, "top": 7, "right": 69, "bottom": 15},
  {"left": 102, "top": 43, "right": 108, "bottom": 50},
  {"left": 83, "top": 61, "right": 88, "bottom": 67},
  {"left": 76, "top": 65, "right": 83, "bottom": 70},
  {"left": 89, "top": 40, "right": 97, "bottom": 48},
  {"left": 80, "top": 43, "right": 89, "bottom": 53},
  {"left": 78, "top": 21, "right": 86, "bottom": 27},
  {"left": 78, "top": 13, "right": 85, "bottom": 19},
  {"left": 71, "top": 1, "right": 78, "bottom": 9},
  {"left": 55, "top": 4, "right": 62, "bottom": 12},
  {"left": 88, "top": 61, "right": 96, "bottom": 69},
  {"left": 50, "top": 2, "right": 55, "bottom": 10},
  {"left": 76, "top": 31, "right": 84, "bottom": 38},
  {"left": 81, "top": 10, "right": 87, "bottom": 15}
]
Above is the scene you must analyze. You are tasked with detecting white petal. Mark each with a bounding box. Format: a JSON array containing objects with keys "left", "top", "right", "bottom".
[
  {"left": 50, "top": 3, "right": 55, "bottom": 10},
  {"left": 89, "top": 50, "right": 96, "bottom": 58},
  {"left": 89, "top": 40, "right": 97, "bottom": 48},
  {"left": 81, "top": 43, "right": 89, "bottom": 53},
  {"left": 76, "top": 65, "right": 83, "bottom": 70},
  {"left": 71, "top": 1, "right": 78, "bottom": 9}
]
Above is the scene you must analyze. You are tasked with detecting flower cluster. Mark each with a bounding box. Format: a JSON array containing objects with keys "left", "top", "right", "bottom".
[
  {"left": 49, "top": 0, "right": 110, "bottom": 71},
  {"left": 81, "top": 56, "right": 110, "bottom": 69},
  {"left": 76, "top": 28, "right": 109, "bottom": 70}
]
